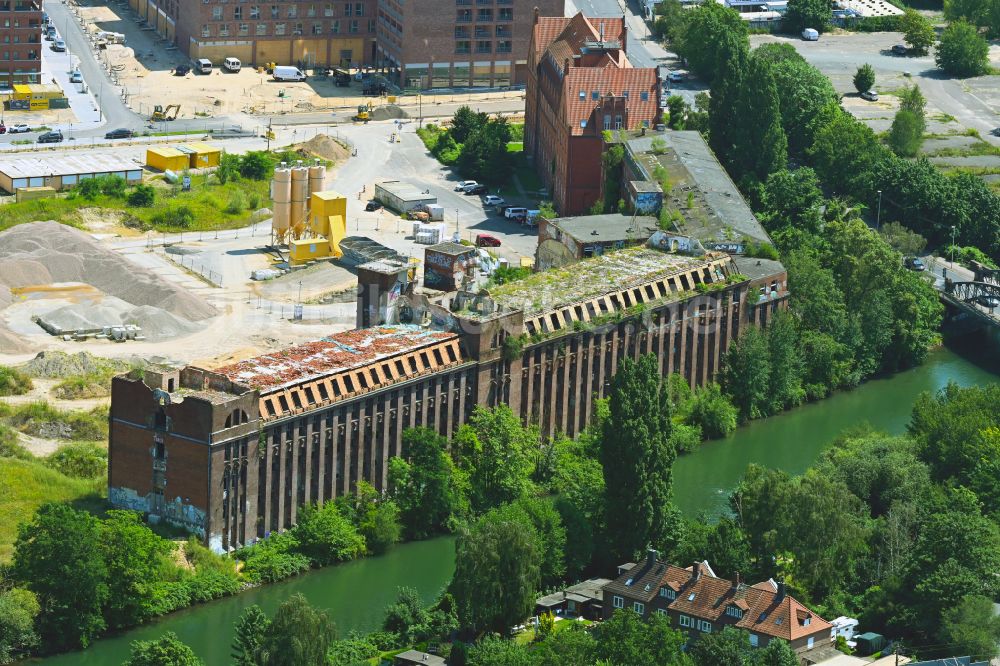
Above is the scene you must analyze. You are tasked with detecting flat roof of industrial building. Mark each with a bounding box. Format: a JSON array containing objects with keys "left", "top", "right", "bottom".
[
  {"left": 487, "top": 246, "right": 708, "bottom": 316},
  {"left": 626, "top": 131, "right": 772, "bottom": 247},
  {"left": 213, "top": 325, "right": 457, "bottom": 391},
  {"left": 546, "top": 213, "right": 660, "bottom": 245},
  {"left": 375, "top": 180, "right": 436, "bottom": 202},
  {"left": 0, "top": 152, "right": 143, "bottom": 179},
  {"left": 427, "top": 241, "right": 475, "bottom": 256}
]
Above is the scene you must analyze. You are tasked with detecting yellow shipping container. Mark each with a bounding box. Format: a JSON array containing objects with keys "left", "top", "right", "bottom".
[
  {"left": 177, "top": 142, "right": 221, "bottom": 169},
  {"left": 289, "top": 238, "right": 332, "bottom": 264},
  {"left": 145, "top": 146, "right": 189, "bottom": 172}
]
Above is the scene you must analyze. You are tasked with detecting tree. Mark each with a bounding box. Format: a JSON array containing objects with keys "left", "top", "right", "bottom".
[
  {"left": 677, "top": 2, "right": 749, "bottom": 83},
  {"left": 231, "top": 605, "right": 270, "bottom": 666},
  {"left": 127, "top": 184, "right": 155, "bottom": 207},
  {"left": 457, "top": 117, "right": 513, "bottom": 183},
  {"left": 382, "top": 586, "right": 431, "bottom": 644},
  {"left": 122, "top": 632, "right": 203, "bottom": 666},
  {"left": 765, "top": 311, "right": 805, "bottom": 413},
  {"left": 450, "top": 509, "right": 540, "bottom": 634},
  {"left": 454, "top": 405, "right": 535, "bottom": 513},
  {"left": 784, "top": 0, "right": 831, "bottom": 33},
  {"left": 687, "top": 383, "right": 738, "bottom": 439},
  {"left": 390, "top": 427, "right": 467, "bottom": 539},
  {"left": 449, "top": 105, "right": 487, "bottom": 144},
  {"left": 667, "top": 95, "right": 689, "bottom": 130},
  {"left": 888, "top": 109, "right": 925, "bottom": 157},
  {"left": 705, "top": 517, "right": 752, "bottom": 580},
  {"left": 505, "top": 497, "right": 566, "bottom": 586},
  {"left": 594, "top": 609, "right": 691, "bottom": 666},
  {"left": 939, "top": 595, "right": 1000, "bottom": 662},
  {"left": 808, "top": 106, "right": 882, "bottom": 197},
  {"left": 101, "top": 510, "right": 173, "bottom": 630},
  {"left": 601, "top": 354, "right": 678, "bottom": 562},
  {"left": 12, "top": 503, "right": 108, "bottom": 651},
  {"left": 238, "top": 152, "right": 274, "bottom": 180},
  {"left": 338, "top": 481, "right": 401, "bottom": 555},
  {"left": 853, "top": 63, "right": 875, "bottom": 94},
  {"left": 215, "top": 152, "right": 241, "bottom": 184},
  {"left": 653, "top": 0, "right": 689, "bottom": 44},
  {"left": 880, "top": 221, "right": 927, "bottom": 256},
  {"left": 690, "top": 625, "right": 752, "bottom": 666},
  {"left": 758, "top": 638, "right": 800, "bottom": 666},
  {"left": 0, "top": 588, "right": 39, "bottom": 665},
  {"left": 466, "top": 634, "right": 533, "bottom": 666},
  {"left": 900, "top": 8, "right": 936, "bottom": 55},
  {"left": 945, "top": 0, "right": 1000, "bottom": 37},
  {"left": 766, "top": 54, "right": 838, "bottom": 156},
  {"left": 533, "top": 623, "right": 598, "bottom": 666},
  {"left": 291, "top": 501, "right": 366, "bottom": 566},
  {"left": 935, "top": 20, "right": 990, "bottom": 77},
  {"left": 733, "top": 55, "right": 788, "bottom": 182},
  {"left": 259, "top": 594, "right": 336, "bottom": 666},
  {"left": 709, "top": 32, "right": 750, "bottom": 172},
  {"left": 760, "top": 168, "right": 823, "bottom": 233},
  {"left": 722, "top": 326, "right": 772, "bottom": 422}
]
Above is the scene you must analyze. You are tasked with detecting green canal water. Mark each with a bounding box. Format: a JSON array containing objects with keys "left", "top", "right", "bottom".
[{"left": 31, "top": 335, "right": 1000, "bottom": 665}]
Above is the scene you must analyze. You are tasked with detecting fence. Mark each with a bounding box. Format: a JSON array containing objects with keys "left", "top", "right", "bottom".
[
  {"left": 245, "top": 293, "right": 355, "bottom": 322},
  {"left": 159, "top": 249, "right": 224, "bottom": 287}
]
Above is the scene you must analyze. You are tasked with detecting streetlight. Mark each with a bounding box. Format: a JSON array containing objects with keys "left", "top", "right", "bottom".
[
  {"left": 950, "top": 226, "right": 956, "bottom": 267},
  {"left": 876, "top": 190, "right": 882, "bottom": 230},
  {"left": 298, "top": 280, "right": 303, "bottom": 305}
]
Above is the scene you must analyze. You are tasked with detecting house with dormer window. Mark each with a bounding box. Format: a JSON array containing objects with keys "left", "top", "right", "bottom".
[{"left": 602, "top": 550, "right": 833, "bottom": 660}]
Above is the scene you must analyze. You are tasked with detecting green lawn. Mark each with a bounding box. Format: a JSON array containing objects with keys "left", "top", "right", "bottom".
[{"left": 0, "top": 457, "right": 105, "bottom": 562}]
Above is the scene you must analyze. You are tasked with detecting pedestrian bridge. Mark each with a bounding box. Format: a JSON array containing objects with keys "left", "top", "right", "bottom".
[{"left": 937, "top": 263, "right": 1000, "bottom": 329}]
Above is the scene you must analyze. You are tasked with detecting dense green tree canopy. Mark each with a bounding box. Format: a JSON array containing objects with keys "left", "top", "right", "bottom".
[
  {"left": 900, "top": 8, "right": 936, "bottom": 54},
  {"left": 259, "top": 594, "right": 336, "bottom": 666},
  {"left": 935, "top": 20, "right": 990, "bottom": 77},
  {"left": 390, "top": 427, "right": 467, "bottom": 539},
  {"left": 594, "top": 610, "right": 692, "bottom": 666},
  {"left": 455, "top": 405, "right": 536, "bottom": 512},
  {"left": 0, "top": 588, "right": 39, "bottom": 664},
  {"left": 121, "top": 632, "right": 203, "bottom": 666},
  {"left": 784, "top": 0, "right": 832, "bottom": 32},
  {"left": 678, "top": 3, "right": 749, "bottom": 83}
]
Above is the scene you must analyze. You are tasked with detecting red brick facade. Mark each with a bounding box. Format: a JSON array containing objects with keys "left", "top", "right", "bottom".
[
  {"left": 525, "top": 12, "right": 659, "bottom": 215},
  {"left": 0, "top": 0, "right": 41, "bottom": 89}
]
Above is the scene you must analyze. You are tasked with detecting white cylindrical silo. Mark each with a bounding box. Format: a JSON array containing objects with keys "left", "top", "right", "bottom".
[
  {"left": 290, "top": 166, "right": 309, "bottom": 239},
  {"left": 271, "top": 165, "right": 291, "bottom": 242},
  {"left": 308, "top": 164, "right": 326, "bottom": 196}
]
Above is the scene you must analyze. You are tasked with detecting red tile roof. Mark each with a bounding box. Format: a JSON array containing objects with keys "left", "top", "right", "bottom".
[{"left": 604, "top": 559, "right": 833, "bottom": 642}]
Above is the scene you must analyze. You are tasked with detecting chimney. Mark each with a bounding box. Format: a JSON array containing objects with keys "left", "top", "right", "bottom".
[
  {"left": 533, "top": 6, "right": 539, "bottom": 25},
  {"left": 621, "top": 14, "right": 627, "bottom": 53},
  {"left": 692, "top": 561, "right": 702, "bottom": 581},
  {"left": 646, "top": 548, "right": 658, "bottom": 567},
  {"left": 776, "top": 581, "right": 786, "bottom": 602},
  {"left": 732, "top": 572, "right": 742, "bottom": 589}
]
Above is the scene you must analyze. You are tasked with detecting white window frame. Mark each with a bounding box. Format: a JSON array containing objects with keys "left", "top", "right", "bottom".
[
  {"left": 633, "top": 602, "right": 644, "bottom": 615},
  {"left": 700, "top": 620, "right": 712, "bottom": 633},
  {"left": 613, "top": 595, "right": 624, "bottom": 609},
  {"left": 679, "top": 614, "right": 691, "bottom": 628},
  {"left": 749, "top": 633, "right": 759, "bottom": 647},
  {"left": 656, "top": 608, "right": 668, "bottom": 616}
]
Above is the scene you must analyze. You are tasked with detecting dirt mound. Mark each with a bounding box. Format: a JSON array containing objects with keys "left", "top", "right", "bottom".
[
  {"left": 370, "top": 105, "right": 408, "bottom": 121},
  {"left": 296, "top": 134, "right": 352, "bottom": 163},
  {"left": 22, "top": 351, "right": 131, "bottom": 378},
  {"left": 0, "top": 222, "right": 216, "bottom": 322}
]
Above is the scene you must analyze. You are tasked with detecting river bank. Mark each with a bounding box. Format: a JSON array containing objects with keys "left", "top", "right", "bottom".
[{"left": 28, "top": 334, "right": 1000, "bottom": 665}]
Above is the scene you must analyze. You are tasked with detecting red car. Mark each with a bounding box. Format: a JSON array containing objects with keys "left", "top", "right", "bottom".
[{"left": 476, "top": 234, "right": 501, "bottom": 248}]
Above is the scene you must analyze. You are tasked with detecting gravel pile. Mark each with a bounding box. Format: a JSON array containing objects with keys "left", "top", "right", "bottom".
[
  {"left": 0, "top": 221, "right": 218, "bottom": 349},
  {"left": 370, "top": 104, "right": 408, "bottom": 121},
  {"left": 21, "top": 350, "right": 133, "bottom": 378}
]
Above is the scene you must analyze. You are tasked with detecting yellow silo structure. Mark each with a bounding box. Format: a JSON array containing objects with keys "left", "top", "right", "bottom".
[{"left": 288, "top": 191, "right": 347, "bottom": 265}]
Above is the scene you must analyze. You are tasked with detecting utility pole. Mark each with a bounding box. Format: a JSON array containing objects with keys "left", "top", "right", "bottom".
[
  {"left": 876, "top": 189, "right": 882, "bottom": 230},
  {"left": 950, "top": 225, "right": 956, "bottom": 267}
]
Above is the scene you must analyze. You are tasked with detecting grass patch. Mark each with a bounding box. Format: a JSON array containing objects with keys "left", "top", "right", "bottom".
[
  {"left": 0, "top": 401, "right": 109, "bottom": 442},
  {"left": 0, "top": 365, "right": 33, "bottom": 396},
  {"left": 507, "top": 141, "right": 524, "bottom": 152},
  {"left": 499, "top": 150, "right": 544, "bottom": 198},
  {"left": 0, "top": 456, "right": 105, "bottom": 562},
  {"left": 924, "top": 141, "right": 1000, "bottom": 158}
]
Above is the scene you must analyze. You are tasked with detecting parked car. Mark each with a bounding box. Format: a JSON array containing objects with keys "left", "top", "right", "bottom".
[
  {"left": 174, "top": 64, "right": 191, "bottom": 76},
  {"left": 104, "top": 128, "right": 134, "bottom": 139},
  {"left": 455, "top": 180, "right": 478, "bottom": 191},
  {"left": 8, "top": 123, "right": 31, "bottom": 133},
  {"left": 465, "top": 184, "right": 487, "bottom": 195},
  {"left": 51, "top": 39, "right": 66, "bottom": 52},
  {"left": 365, "top": 201, "right": 383, "bottom": 212},
  {"left": 69, "top": 70, "right": 83, "bottom": 83},
  {"left": 971, "top": 294, "right": 1000, "bottom": 309},
  {"left": 860, "top": 90, "right": 879, "bottom": 101},
  {"left": 667, "top": 71, "right": 684, "bottom": 83},
  {"left": 37, "top": 130, "right": 63, "bottom": 143},
  {"left": 505, "top": 207, "right": 528, "bottom": 220},
  {"left": 475, "top": 233, "right": 501, "bottom": 247},
  {"left": 483, "top": 195, "right": 505, "bottom": 206},
  {"left": 44, "top": 29, "right": 56, "bottom": 41},
  {"left": 991, "top": 127, "right": 1000, "bottom": 137},
  {"left": 801, "top": 28, "right": 819, "bottom": 41},
  {"left": 891, "top": 44, "right": 908, "bottom": 55},
  {"left": 905, "top": 256, "right": 926, "bottom": 271}
]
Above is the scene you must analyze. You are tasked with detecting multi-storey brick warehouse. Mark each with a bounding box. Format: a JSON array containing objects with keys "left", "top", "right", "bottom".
[
  {"left": 126, "top": 0, "right": 560, "bottom": 80},
  {"left": 109, "top": 246, "right": 787, "bottom": 552},
  {"left": 128, "top": 0, "right": 378, "bottom": 67},
  {"left": 376, "top": 0, "right": 560, "bottom": 88},
  {"left": 0, "top": 0, "right": 41, "bottom": 89}
]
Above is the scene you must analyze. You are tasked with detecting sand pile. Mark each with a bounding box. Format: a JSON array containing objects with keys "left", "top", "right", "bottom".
[
  {"left": 0, "top": 221, "right": 217, "bottom": 350},
  {"left": 21, "top": 350, "right": 133, "bottom": 378},
  {"left": 297, "top": 135, "right": 352, "bottom": 163},
  {"left": 371, "top": 105, "right": 408, "bottom": 121}
]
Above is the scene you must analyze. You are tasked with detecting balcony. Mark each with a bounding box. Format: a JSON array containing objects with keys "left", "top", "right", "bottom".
[
  {"left": 456, "top": 13, "right": 472, "bottom": 21},
  {"left": 454, "top": 27, "right": 468, "bottom": 37},
  {"left": 496, "top": 44, "right": 511, "bottom": 53},
  {"left": 475, "top": 45, "right": 491, "bottom": 54},
  {"left": 455, "top": 47, "right": 470, "bottom": 54},
  {"left": 497, "top": 10, "right": 513, "bottom": 20},
  {"left": 474, "top": 27, "right": 490, "bottom": 38},
  {"left": 495, "top": 27, "right": 510, "bottom": 37}
]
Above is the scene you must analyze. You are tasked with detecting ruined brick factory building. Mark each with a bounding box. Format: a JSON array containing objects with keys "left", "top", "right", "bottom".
[{"left": 108, "top": 132, "right": 788, "bottom": 552}]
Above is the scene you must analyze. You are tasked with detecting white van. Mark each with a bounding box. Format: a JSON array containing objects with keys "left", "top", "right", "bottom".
[
  {"left": 801, "top": 28, "right": 819, "bottom": 41},
  {"left": 195, "top": 58, "right": 213, "bottom": 74},
  {"left": 273, "top": 65, "right": 306, "bottom": 82},
  {"left": 504, "top": 207, "right": 528, "bottom": 220},
  {"left": 223, "top": 57, "right": 241, "bottom": 72}
]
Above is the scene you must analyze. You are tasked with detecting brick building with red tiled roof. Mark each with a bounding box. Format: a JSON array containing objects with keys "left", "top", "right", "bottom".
[
  {"left": 603, "top": 552, "right": 833, "bottom": 659},
  {"left": 525, "top": 10, "right": 660, "bottom": 215}
]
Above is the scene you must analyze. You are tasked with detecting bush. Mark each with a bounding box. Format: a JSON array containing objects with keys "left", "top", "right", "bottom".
[
  {"left": 235, "top": 533, "right": 312, "bottom": 584},
  {"left": 44, "top": 442, "right": 107, "bottom": 479},
  {"left": 97, "top": 175, "right": 127, "bottom": 198},
  {"left": 126, "top": 184, "right": 155, "bottom": 207},
  {"left": 744, "top": 241, "right": 780, "bottom": 260},
  {"left": 74, "top": 178, "right": 101, "bottom": 200},
  {"left": 215, "top": 153, "right": 240, "bottom": 184},
  {"left": 669, "top": 422, "right": 703, "bottom": 453},
  {"left": 935, "top": 20, "right": 990, "bottom": 77},
  {"left": 3, "top": 402, "right": 109, "bottom": 441},
  {"left": 150, "top": 205, "right": 195, "bottom": 228},
  {"left": 0, "top": 366, "right": 32, "bottom": 396},
  {"left": 291, "top": 502, "right": 366, "bottom": 566},
  {"left": 888, "top": 109, "right": 924, "bottom": 157},
  {"left": 853, "top": 63, "right": 875, "bottom": 94},
  {"left": 0, "top": 424, "right": 32, "bottom": 460},
  {"left": 224, "top": 190, "right": 246, "bottom": 215},
  {"left": 688, "top": 383, "right": 738, "bottom": 439},
  {"left": 238, "top": 152, "right": 274, "bottom": 180}
]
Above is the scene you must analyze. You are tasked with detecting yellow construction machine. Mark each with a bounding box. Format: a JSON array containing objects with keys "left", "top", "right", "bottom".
[
  {"left": 354, "top": 102, "right": 372, "bottom": 122},
  {"left": 151, "top": 104, "right": 181, "bottom": 121}
]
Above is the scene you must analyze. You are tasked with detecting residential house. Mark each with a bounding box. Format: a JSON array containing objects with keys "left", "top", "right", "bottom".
[
  {"left": 602, "top": 551, "right": 833, "bottom": 659},
  {"left": 535, "top": 577, "right": 611, "bottom": 620}
]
